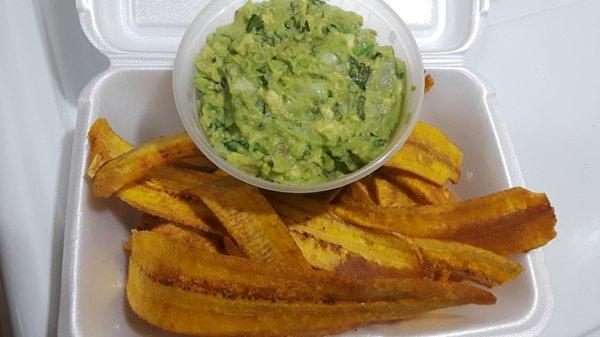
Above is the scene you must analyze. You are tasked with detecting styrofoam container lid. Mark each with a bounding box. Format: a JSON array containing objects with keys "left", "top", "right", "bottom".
[{"left": 76, "top": 0, "right": 489, "bottom": 61}]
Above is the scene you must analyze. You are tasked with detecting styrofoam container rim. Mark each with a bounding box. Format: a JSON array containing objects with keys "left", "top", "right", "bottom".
[{"left": 173, "top": 0, "right": 424, "bottom": 193}]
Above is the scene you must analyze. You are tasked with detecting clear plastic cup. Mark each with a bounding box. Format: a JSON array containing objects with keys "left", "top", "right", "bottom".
[{"left": 173, "top": 0, "right": 424, "bottom": 193}]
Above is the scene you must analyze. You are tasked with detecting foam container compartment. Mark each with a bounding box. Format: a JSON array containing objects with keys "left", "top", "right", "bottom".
[{"left": 59, "top": 0, "right": 553, "bottom": 336}]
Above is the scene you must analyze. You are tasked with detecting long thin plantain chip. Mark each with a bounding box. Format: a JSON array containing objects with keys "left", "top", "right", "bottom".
[
  {"left": 127, "top": 261, "right": 491, "bottom": 337},
  {"left": 187, "top": 178, "right": 311, "bottom": 268},
  {"left": 408, "top": 237, "right": 523, "bottom": 287},
  {"left": 150, "top": 223, "right": 222, "bottom": 253},
  {"left": 87, "top": 119, "right": 134, "bottom": 177},
  {"left": 290, "top": 231, "right": 419, "bottom": 279},
  {"left": 333, "top": 187, "right": 557, "bottom": 255},
  {"left": 118, "top": 181, "right": 225, "bottom": 235},
  {"left": 268, "top": 198, "right": 313, "bottom": 225},
  {"left": 87, "top": 120, "right": 226, "bottom": 234},
  {"left": 263, "top": 191, "right": 328, "bottom": 218},
  {"left": 335, "top": 179, "right": 376, "bottom": 207},
  {"left": 290, "top": 215, "right": 428, "bottom": 278},
  {"left": 372, "top": 173, "right": 421, "bottom": 207},
  {"left": 93, "top": 132, "right": 203, "bottom": 197},
  {"left": 130, "top": 231, "right": 495, "bottom": 304},
  {"left": 385, "top": 122, "right": 463, "bottom": 185},
  {"left": 381, "top": 168, "right": 455, "bottom": 205}
]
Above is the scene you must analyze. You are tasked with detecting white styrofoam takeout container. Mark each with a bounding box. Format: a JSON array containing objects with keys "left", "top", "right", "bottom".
[
  {"left": 59, "top": 0, "right": 554, "bottom": 336},
  {"left": 173, "top": 0, "right": 425, "bottom": 194}
]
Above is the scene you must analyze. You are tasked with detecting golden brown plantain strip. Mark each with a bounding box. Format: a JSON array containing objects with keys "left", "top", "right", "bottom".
[
  {"left": 408, "top": 237, "right": 523, "bottom": 287},
  {"left": 118, "top": 181, "right": 225, "bottom": 235},
  {"left": 262, "top": 191, "right": 328, "bottom": 218},
  {"left": 150, "top": 223, "right": 221, "bottom": 253},
  {"left": 143, "top": 166, "right": 220, "bottom": 193},
  {"left": 93, "top": 132, "right": 203, "bottom": 197},
  {"left": 333, "top": 187, "right": 557, "bottom": 255},
  {"left": 381, "top": 168, "right": 455, "bottom": 205},
  {"left": 290, "top": 231, "right": 419, "bottom": 280},
  {"left": 290, "top": 215, "right": 428, "bottom": 278},
  {"left": 86, "top": 120, "right": 225, "bottom": 234},
  {"left": 372, "top": 173, "right": 420, "bottom": 207},
  {"left": 425, "top": 74, "right": 435, "bottom": 94},
  {"left": 268, "top": 198, "right": 312, "bottom": 225},
  {"left": 385, "top": 122, "right": 463, "bottom": 185},
  {"left": 460, "top": 210, "right": 558, "bottom": 256},
  {"left": 127, "top": 261, "right": 490, "bottom": 337},
  {"left": 130, "top": 231, "right": 495, "bottom": 304},
  {"left": 87, "top": 119, "right": 134, "bottom": 177},
  {"left": 335, "top": 179, "right": 376, "bottom": 207},
  {"left": 187, "top": 178, "right": 311, "bottom": 268}
]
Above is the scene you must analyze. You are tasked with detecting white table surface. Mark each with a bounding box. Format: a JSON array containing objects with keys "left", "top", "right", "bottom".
[{"left": 0, "top": 0, "right": 599, "bottom": 336}]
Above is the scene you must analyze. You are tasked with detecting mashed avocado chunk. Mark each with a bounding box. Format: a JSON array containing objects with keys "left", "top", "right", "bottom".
[{"left": 195, "top": 0, "right": 407, "bottom": 184}]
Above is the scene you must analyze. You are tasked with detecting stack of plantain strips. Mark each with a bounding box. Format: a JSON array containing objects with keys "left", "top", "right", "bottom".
[{"left": 88, "top": 113, "right": 557, "bottom": 336}]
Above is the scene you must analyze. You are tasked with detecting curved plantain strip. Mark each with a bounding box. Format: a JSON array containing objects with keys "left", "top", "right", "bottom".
[
  {"left": 87, "top": 118, "right": 134, "bottom": 177},
  {"left": 118, "top": 181, "right": 225, "bottom": 235},
  {"left": 380, "top": 168, "right": 455, "bottom": 205},
  {"left": 385, "top": 122, "right": 463, "bottom": 185},
  {"left": 149, "top": 223, "right": 222, "bottom": 254},
  {"left": 372, "top": 173, "right": 421, "bottom": 207},
  {"left": 93, "top": 132, "right": 203, "bottom": 197},
  {"left": 336, "top": 179, "right": 377, "bottom": 207},
  {"left": 333, "top": 187, "right": 557, "bottom": 255},
  {"left": 290, "top": 215, "right": 428, "bottom": 278},
  {"left": 127, "top": 261, "right": 489, "bottom": 337},
  {"left": 130, "top": 231, "right": 495, "bottom": 305},
  {"left": 408, "top": 237, "right": 524, "bottom": 287},
  {"left": 187, "top": 178, "right": 311, "bottom": 268}
]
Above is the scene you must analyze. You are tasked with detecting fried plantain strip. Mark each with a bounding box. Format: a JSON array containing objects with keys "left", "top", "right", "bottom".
[
  {"left": 187, "top": 178, "right": 311, "bottom": 268},
  {"left": 333, "top": 187, "right": 556, "bottom": 255},
  {"left": 290, "top": 231, "right": 417, "bottom": 279},
  {"left": 93, "top": 132, "right": 203, "bottom": 197},
  {"left": 87, "top": 120, "right": 226, "bottom": 234},
  {"left": 290, "top": 215, "right": 428, "bottom": 278},
  {"left": 408, "top": 237, "right": 523, "bottom": 287},
  {"left": 268, "top": 198, "right": 312, "bottom": 225},
  {"left": 118, "top": 181, "right": 225, "bottom": 235},
  {"left": 381, "top": 168, "right": 455, "bottom": 205},
  {"left": 87, "top": 119, "right": 134, "bottom": 177},
  {"left": 335, "top": 180, "right": 376, "bottom": 207},
  {"left": 130, "top": 231, "right": 495, "bottom": 304},
  {"left": 143, "top": 166, "right": 220, "bottom": 193},
  {"left": 385, "top": 122, "right": 463, "bottom": 185},
  {"left": 372, "top": 173, "right": 421, "bottom": 207},
  {"left": 459, "top": 210, "right": 558, "bottom": 256},
  {"left": 150, "top": 223, "right": 222, "bottom": 253},
  {"left": 127, "top": 261, "right": 490, "bottom": 337}
]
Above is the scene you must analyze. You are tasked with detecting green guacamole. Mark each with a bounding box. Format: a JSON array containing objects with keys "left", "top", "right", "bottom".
[{"left": 195, "top": 0, "right": 407, "bottom": 184}]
